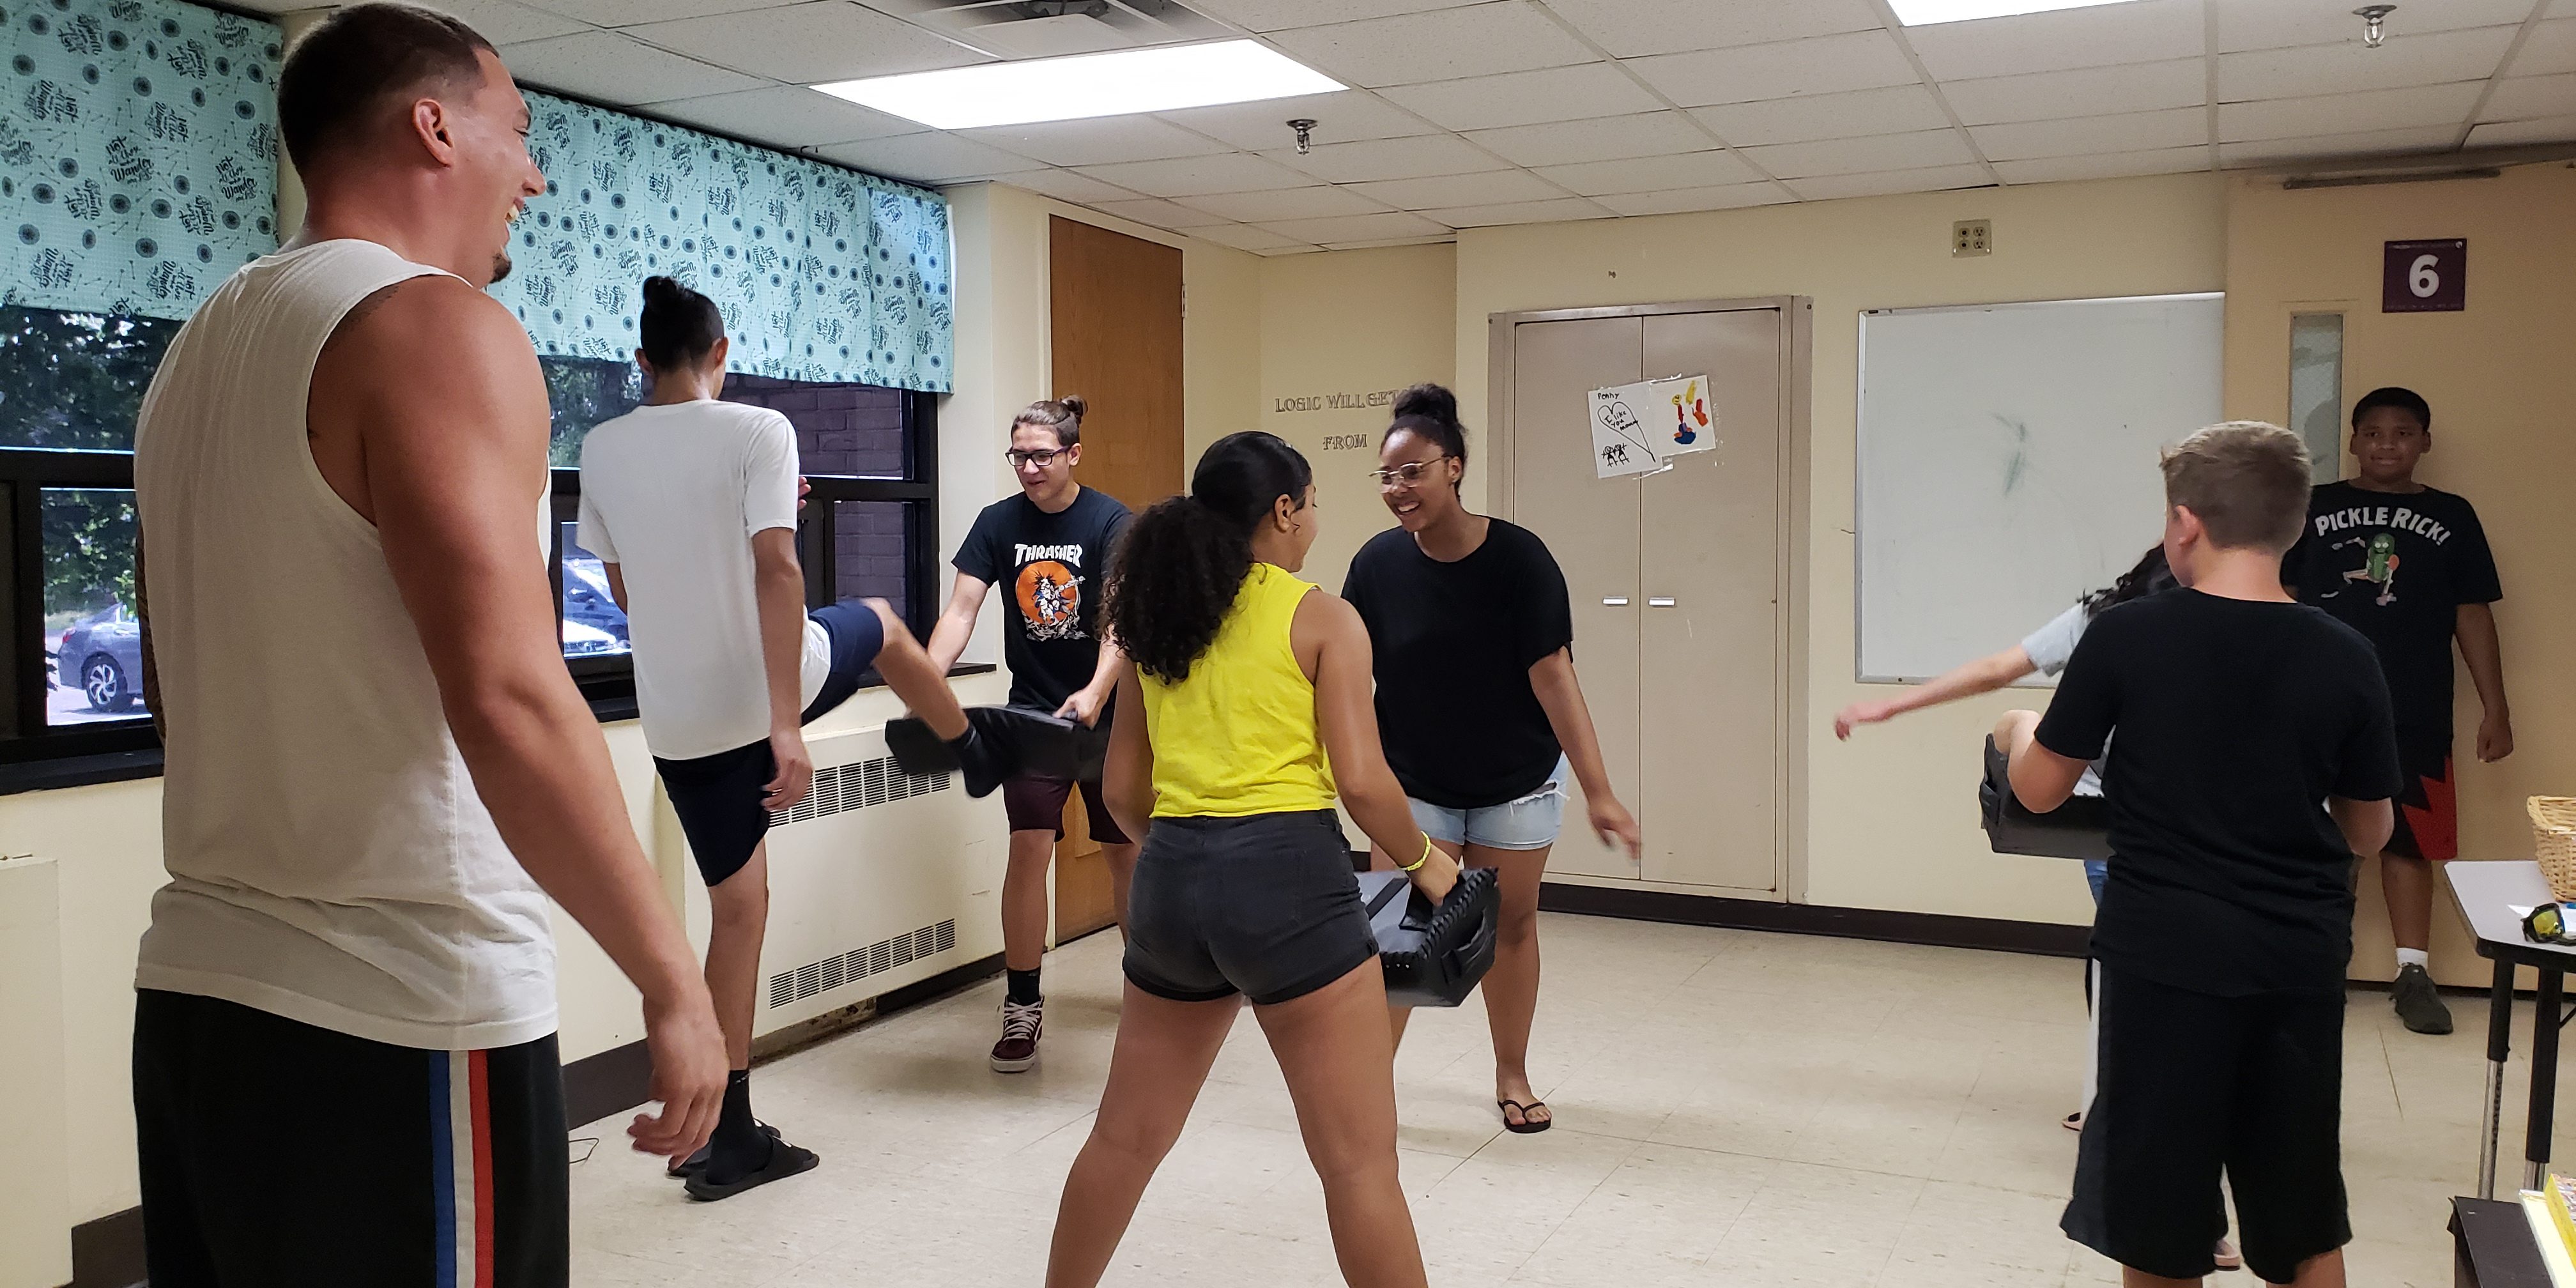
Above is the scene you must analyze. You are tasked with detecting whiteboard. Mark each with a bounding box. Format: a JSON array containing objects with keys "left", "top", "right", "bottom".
[{"left": 1856, "top": 293, "right": 2223, "bottom": 682}]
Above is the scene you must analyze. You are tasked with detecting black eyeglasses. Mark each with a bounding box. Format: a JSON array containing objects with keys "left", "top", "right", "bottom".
[
  {"left": 1367, "top": 455, "right": 1449, "bottom": 486},
  {"left": 1005, "top": 447, "right": 1067, "bottom": 469}
]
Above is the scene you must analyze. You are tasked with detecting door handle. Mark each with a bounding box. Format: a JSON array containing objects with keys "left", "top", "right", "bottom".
[
  {"left": 1648, "top": 597, "right": 1676, "bottom": 608},
  {"left": 1601, "top": 597, "right": 1630, "bottom": 606}
]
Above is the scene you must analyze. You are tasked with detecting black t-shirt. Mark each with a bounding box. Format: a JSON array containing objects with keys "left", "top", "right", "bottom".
[
  {"left": 954, "top": 487, "right": 1131, "bottom": 710},
  {"left": 1342, "top": 519, "right": 1574, "bottom": 809},
  {"left": 2283, "top": 481, "right": 2500, "bottom": 756},
  {"left": 2035, "top": 592, "right": 2401, "bottom": 997}
]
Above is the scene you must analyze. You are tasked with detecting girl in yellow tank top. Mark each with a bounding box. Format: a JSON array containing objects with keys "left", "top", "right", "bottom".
[{"left": 1041, "top": 431, "right": 1462, "bottom": 1288}]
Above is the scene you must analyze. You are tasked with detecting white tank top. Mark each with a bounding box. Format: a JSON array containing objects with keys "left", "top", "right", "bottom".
[{"left": 132, "top": 240, "right": 557, "bottom": 1050}]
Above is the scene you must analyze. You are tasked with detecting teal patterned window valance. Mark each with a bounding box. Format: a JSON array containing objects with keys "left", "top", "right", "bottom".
[
  {"left": 1, "top": 0, "right": 282, "bottom": 322},
  {"left": 497, "top": 91, "right": 953, "bottom": 394}
]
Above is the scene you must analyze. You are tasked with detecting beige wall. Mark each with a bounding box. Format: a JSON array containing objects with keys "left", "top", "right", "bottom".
[
  {"left": 1454, "top": 174, "right": 2230, "bottom": 924},
  {"left": 2225, "top": 164, "right": 2576, "bottom": 986},
  {"left": 1252, "top": 244, "right": 1459, "bottom": 595}
]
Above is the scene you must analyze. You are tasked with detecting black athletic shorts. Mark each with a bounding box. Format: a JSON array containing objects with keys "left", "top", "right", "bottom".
[
  {"left": 2063, "top": 965, "right": 2348, "bottom": 1284},
  {"left": 1123, "top": 809, "right": 1377, "bottom": 1007},
  {"left": 134, "top": 989, "right": 567, "bottom": 1287},
  {"left": 1002, "top": 772, "right": 1129, "bottom": 845},
  {"left": 656, "top": 600, "right": 886, "bottom": 887}
]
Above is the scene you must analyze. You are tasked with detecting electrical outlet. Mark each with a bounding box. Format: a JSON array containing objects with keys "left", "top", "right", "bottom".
[{"left": 1953, "top": 219, "right": 1992, "bottom": 257}]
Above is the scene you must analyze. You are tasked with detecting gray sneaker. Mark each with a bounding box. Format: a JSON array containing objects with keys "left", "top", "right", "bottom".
[{"left": 2392, "top": 963, "right": 2453, "bottom": 1035}]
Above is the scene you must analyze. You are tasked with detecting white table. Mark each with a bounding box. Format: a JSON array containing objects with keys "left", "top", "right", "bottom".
[{"left": 2441, "top": 860, "right": 2576, "bottom": 1198}]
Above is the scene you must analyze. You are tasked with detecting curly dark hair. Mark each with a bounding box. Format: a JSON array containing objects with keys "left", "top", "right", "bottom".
[
  {"left": 1105, "top": 432, "right": 1312, "bottom": 684},
  {"left": 2080, "top": 543, "right": 2178, "bottom": 618}
]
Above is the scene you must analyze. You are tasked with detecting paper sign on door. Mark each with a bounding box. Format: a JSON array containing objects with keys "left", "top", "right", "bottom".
[{"left": 1588, "top": 374, "right": 1714, "bottom": 479}]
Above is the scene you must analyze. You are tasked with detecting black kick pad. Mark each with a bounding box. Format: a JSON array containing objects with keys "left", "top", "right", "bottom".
[
  {"left": 1979, "top": 734, "right": 2112, "bottom": 862},
  {"left": 1358, "top": 866, "right": 1500, "bottom": 1009},
  {"left": 885, "top": 705, "right": 1106, "bottom": 783}
]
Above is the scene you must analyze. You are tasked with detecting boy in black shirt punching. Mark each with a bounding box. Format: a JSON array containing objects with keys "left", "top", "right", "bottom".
[
  {"left": 2283, "top": 386, "right": 2511, "bottom": 1035},
  {"left": 1998, "top": 422, "right": 2398, "bottom": 1288}
]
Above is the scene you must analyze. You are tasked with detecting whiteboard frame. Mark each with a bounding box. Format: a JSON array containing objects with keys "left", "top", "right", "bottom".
[{"left": 1852, "top": 291, "right": 2224, "bottom": 684}]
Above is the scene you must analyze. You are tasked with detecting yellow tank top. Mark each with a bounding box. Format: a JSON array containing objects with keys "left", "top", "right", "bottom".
[{"left": 1138, "top": 563, "right": 1338, "bottom": 818}]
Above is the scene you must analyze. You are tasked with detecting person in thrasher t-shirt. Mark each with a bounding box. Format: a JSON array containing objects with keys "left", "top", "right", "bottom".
[{"left": 2282, "top": 385, "right": 2511, "bottom": 1036}]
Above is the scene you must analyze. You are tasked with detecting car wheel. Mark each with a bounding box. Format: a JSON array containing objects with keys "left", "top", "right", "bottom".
[{"left": 84, "top": 654, "right": 132, "bottom": 711}]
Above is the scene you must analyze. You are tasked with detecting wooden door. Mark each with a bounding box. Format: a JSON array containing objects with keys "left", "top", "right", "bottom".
[
  {"left": 1047, "top": 216, "right": 1179, "bottom": 940},
  {"left": 1637, "top": 309, "right": 1786, "bottom": 893},
  {"left": 1506, "top": 318, "right": 1644, "bottom": 880}
]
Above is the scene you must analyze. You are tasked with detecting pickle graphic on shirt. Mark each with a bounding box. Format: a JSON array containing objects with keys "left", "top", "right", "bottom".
[{"left": 2327, "top": 532, "right": 2400, "bottom": 606}]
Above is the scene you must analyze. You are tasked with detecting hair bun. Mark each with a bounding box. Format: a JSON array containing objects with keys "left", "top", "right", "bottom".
[
  {"left": 1392, "top": 382, "right": 1459, "bottom": 428},
  {"left": 1057, "top": 394, "right": 1088, "bottom": 422},
  {"left": 642, "top": 275, "right": 682, "bottom": 303}
]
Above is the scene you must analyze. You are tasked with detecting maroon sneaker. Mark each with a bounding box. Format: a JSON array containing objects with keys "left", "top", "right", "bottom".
[{"left": 991, "top": 999, "right": 1043, "bottom": 1073}]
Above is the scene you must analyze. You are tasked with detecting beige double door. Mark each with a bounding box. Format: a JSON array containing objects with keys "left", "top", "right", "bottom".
[{"left": 1498, "top": 303, "right": 1795, "bottom": 896}]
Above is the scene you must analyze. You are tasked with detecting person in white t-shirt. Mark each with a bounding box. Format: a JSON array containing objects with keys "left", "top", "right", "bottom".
[{"left": 578, "top": 276, "right": 1004, "bottom": 1201}]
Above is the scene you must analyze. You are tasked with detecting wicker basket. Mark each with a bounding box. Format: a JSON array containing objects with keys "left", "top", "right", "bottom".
[{"left": 2533, "top": 797, "right": 2576, "bottom": 901}]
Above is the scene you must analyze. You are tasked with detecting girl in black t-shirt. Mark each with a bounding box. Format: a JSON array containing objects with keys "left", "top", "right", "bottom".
[{"left": 1342, "top": 384, "right": 1643, "bottom": 1135}]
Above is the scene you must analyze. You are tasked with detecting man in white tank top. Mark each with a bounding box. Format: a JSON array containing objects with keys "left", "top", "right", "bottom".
[{"left": 129, "top": 7, "right": 723, "bottom": 1281}]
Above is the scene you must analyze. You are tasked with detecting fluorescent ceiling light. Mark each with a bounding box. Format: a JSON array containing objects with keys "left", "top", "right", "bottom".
[
  {"left": 1887, "top": 0, "right": 2140, "bottom": 24},
  {"left": 814, "top": 40, "right": 1344, "bottom": 131}
]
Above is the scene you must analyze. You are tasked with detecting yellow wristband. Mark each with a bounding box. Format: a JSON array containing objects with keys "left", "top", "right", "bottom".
[{"left": 1399, "top": 833, "right": 1434, "bottom": 873}]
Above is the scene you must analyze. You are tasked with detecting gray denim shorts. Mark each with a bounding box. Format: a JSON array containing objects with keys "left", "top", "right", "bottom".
[{"left": 1122, "top": 809, "right": 1379, "bottom": 1007}]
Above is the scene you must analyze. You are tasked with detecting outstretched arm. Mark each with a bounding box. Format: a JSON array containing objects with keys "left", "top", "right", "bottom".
[{"left": 1836, "top": 645, "right": 2037, "bottom": 739}]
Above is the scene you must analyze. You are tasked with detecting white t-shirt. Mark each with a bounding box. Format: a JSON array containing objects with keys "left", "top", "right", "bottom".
[
  {"left": 2020, "top": 602, "right": 2106, "bottom": 797},
  {"left": 578, "top": 399, "right": 830, "bottom": 760}
]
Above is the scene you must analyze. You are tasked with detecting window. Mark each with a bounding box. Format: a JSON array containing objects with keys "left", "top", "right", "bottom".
[
  {"left": 2289, "top": 314, "right": 2345, "bottom": 484},
  {"left": 542, "top": 362, "right": 939, "bottom": 705}
]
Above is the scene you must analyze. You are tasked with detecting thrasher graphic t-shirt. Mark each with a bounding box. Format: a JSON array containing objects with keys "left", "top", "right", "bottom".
[
  {"left": 2283, "top": 480, "right": 2500, "bottom": 753},
  {"left": 954, "top": 487, "right": 1131, "bottom": 710}
]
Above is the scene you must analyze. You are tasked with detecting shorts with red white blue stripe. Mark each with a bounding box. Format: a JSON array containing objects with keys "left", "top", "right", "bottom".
[{"left": 134, "top": 989, "right": 568, "bottom": 1287}]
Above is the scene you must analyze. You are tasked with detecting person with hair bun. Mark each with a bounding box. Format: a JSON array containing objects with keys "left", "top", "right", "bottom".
[
  {"left": 925, "top": 396, "right": 1138, "bottom": 1073},
  {"left": 1341, "top": 382, "right": 1641, "bottom": 1135},
  {"left": 578, "top": 275, "right": 1006, "bottom": 1200},
  {"left": 1045, "top": 431, "right": 1462, "bottom": 1288}
]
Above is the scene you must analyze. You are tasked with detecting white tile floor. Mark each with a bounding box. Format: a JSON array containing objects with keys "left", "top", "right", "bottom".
[{"left": 571, "top": 913, "right": 2550, "bottom": 1286}]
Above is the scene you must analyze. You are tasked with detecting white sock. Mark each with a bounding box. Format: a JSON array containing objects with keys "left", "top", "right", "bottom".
[{"left": 2395, "top": 947, "right": 2430, "bottom": 971}]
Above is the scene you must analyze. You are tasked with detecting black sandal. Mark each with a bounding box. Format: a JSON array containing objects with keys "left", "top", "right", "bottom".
[
  {"left": 683, "top": 1137, "right": 819, "bottom": 1202},
  {"left": 1499, "top": 1100, "right": 1553, "bottom": 1135},
  {"left": 666, "top": 1122, "right": 781, "bottom": 1179}
]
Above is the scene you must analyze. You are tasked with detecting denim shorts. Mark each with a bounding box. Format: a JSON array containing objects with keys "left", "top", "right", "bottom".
[{"left": 1408, "top": 756, "right": 1570, "bottom": 852}]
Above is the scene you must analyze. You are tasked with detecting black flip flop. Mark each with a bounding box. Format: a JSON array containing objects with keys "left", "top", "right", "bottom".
[
  {"left": 683, "top": 1138, "right": 820, "bottom": 1202},
  {"left": 1499, "top": 1100, "right": 1552, "bottom": 1135},
  {"left": 666, "top": 1123, "right": 780, "bottom": 1179}
]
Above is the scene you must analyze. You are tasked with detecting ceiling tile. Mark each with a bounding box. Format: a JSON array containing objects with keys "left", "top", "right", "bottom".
[
  {"left": 2212, "top": 0, "right": 2539, "bottom": 54},
  {"left": 1179, "top": 186, "right": 1397, "bottom": 222},
  {"left": 1938, "top": 58, "right": 2207, "bottom": 125},
  {"left": 1740, "top": 129, "right": 1977, "bottom": 178},
  {"left": 1465, "top": 112, "right": 1719, "bottom": 167},
  {"left": 2217, "top": 81, "right": 2485, "bottom": 139},
  {"left": 985, "top": 168, "right": 1144, "bottom": 205},
  {"left": 958, "top": 118, "right": 1233, "bottom": 167},
  {"left": 1992, "top": 144, "right": 2213, "bottom": 183},
  {"left": 1154, "top": 93, "right": 1434, "bottom": 151},
  {"left": 1380, "top": 64, "right": 1665, "bottom": 130},
  {"left": 1541, "top": 0, "right": 1885, "bottom": 59},
  {"left": 1416, "top": 197, "right": 1614, "bottom": 227},
  {"left": 500, "top": 31, "right": 764, "bottom": 103},
  {"left": 434, "top": 0, "right": 589, "bottom": 45},
  {"left": 2465, "top": 113, "right": 2576, "bottom": 144},
  {"left": 1348, "top": 169, "right": 1569, "bottom": 209},
  {"left": 2217, "top": 25, "right": 2520, "bottom": 101},
  {"left": 2483, "top": 72, "right": 2576, "bottom": 120},
  {"left": 1262, "top": 3, "right": 1597, "bottom": 88},
  {"left": 1087, "top": 197, "right": 1217, "bottom": 229},
  {"left": 627, "top": 2, "right": 988, "bottom": 84},
  {"left": 1266, "top": 133, "right": 1506, "bottom": 183},
  {"left": 1629, "top": 31, "right": 1920, "bottom": 108},
  {"left": 1176, "top": 222, "right": 1319, "bottom": 254},
  {"left": 640, "top": 86, "right": 919, "bottom": 149},
  {"left": 1968, "top": 107, "right": 2208, "bottom": 161},
  {"left": 529, "top": 0, "right": 786, "bottom": 26},
  {"left": 1593, "top": 181, "right": 1798, "bottom": 216},
  {"left": 1904, "top": 0, "right": 2204, "bottom": 81},
  {"left": 1535, "top": 150, "right": 1765, "bottom": 195},
  {"left": 1782, "top": 164, "right": 1994, "bottom": 201},
  {"left": 813, "top": 132, "right": 1032, "bottom": 184},
  {"left": 1078, "top": 153, "right": 1321, "bottom": 197},
  {"left": 1689, "top": 85, "right": 1951, "bottom": 146},
  {"left": 1318, "top": 234, "right": 1459, "bottom": 249},
  {"left": 2511, "top": 19, "right": 2576, "bottom": 75},
  {"left": 1256, "top": 211, "right": 1454, "bottom": 242},
  {"left": 2217, "top": 125, "right": 2463, "bottom": 164},
  {"left": 1180, "top": 0, "right": 1483, "bottom": 34}
]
